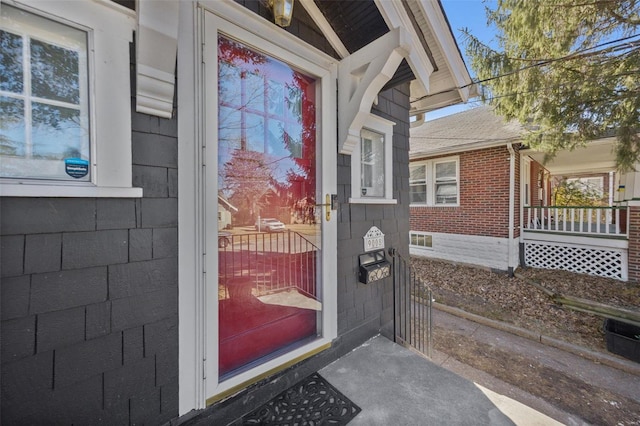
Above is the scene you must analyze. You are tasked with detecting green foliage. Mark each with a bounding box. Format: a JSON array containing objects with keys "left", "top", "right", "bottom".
[
  {"left": 464, "top": 0, "right": 640, "bottom": 171},
  {"left": 552, "top": 178, "right": 606, "bottom": 206}
]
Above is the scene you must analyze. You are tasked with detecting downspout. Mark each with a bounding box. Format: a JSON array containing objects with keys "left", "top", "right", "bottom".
[{"left": 507, "top": 143, "right": 516, "bottom": 276}]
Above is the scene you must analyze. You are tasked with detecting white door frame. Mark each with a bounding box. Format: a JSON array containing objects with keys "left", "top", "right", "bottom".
[{"left": 178, "top": 0, "right": 338, "bottom": 414}]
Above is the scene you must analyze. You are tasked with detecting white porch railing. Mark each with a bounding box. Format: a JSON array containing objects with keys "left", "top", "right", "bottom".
[{"left": 523, "top": 206, "right": 627, "bottom": 237}]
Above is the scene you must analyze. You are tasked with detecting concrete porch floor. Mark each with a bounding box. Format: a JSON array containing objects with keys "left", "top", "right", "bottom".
[{"left": 319, "top": 335, "right": 561, "bottom": 426}]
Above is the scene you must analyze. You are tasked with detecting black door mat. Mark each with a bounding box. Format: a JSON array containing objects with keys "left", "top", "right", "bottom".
[{"left": 241, "top": 372, "right": 361, "bottom": 425}]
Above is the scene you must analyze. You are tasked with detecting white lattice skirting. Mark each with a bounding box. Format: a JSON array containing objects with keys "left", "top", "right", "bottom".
[{"left": 525, "top": 241, "right": 627, "bottom": 281}]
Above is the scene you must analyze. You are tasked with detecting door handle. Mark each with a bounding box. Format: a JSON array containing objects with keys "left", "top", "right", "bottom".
[{"left": 315, "top": 194, "right": 338, "bottom": 221}]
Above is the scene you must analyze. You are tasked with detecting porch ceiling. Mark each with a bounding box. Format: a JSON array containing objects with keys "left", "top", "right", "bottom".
[{"left": 523, "top": 137, "right": 617, "bottom": 175}]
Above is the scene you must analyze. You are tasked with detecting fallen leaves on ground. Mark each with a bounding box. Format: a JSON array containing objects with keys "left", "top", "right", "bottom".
[{"left": 411, "top": 257, "right": 640, "bottom": 353}]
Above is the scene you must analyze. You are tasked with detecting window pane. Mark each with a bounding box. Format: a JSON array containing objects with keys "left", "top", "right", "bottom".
[
  {"left": 267, "top": 80, "right": 284, "bottom": 116},
  {"left": 436, "top": 182, "right": 457, "bottom": 204},
  {"left": 32, "top": 102, "right": 87, "bottom": 160},
  {"left": 246, "top": 113, "right": 265, "bottom": 152},
  {"left": 245, "top": 71, "right": 264, "bottom": 112},
  {"left": 409, "top": 165, "right": 426, "bottom": 182},
  {"left": 410, "top": 184, "right": 427, "bottom": 203},
  {"left": 219, "top": 62, "right": 242, "bottom": 106},
  {"left": 286, "top": 121, "right": 302, "bottom": 158},
  {"left": 0, "top": 96, "right": 25, "bottom": 156},
  {"left": 219, "top": 106, "right": 242, "bottom": 151},
  {"left": 31, "top": 38, "right": 80, "bottom": 104},
  {"left": 0, "top": 30, "right": 23, "bottom": 93},
  {"left": 360, "top": 128, "right": 384, "bottom": 197},
  {"left": 435, "top": 161, "right": 456, "bottom": 180}
]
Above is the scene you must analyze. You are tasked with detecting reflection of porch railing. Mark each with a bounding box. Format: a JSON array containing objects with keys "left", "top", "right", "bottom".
[
  {"left": 523, "top": 206, "right": 627, "bottom": 237},
  {"left": 218, "top": 230, "right": 319, "bottom": 298}
]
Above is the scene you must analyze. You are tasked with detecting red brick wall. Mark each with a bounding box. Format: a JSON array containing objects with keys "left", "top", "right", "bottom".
[
  {"left": 627, "top": 206, "right": 640, "bottom": 283},
  {"left": 410, "top": 145, "right": 519, "bottom": 239}
]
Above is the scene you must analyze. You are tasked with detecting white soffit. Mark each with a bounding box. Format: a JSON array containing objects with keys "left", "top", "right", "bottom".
[
  {"left": 136, "top": 0, "right": 179, "bottom": 119},
  {"left": 375, "top": 0, "right": 434, "bottom": 96},
  {"left": 400, "top": 0, "right": 474, "bottom": 114},
  {"left": 523, "top": 138, "right": 618, "bottom": 175}
]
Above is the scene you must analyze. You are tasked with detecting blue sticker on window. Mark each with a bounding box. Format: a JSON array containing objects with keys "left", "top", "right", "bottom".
[{"left": 65, "top": 158, "right": 89, "bottom": 179}]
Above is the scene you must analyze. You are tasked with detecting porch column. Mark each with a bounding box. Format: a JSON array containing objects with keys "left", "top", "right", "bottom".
[{"left": 627, "top": 205, "right": 640, "bottom": 283}]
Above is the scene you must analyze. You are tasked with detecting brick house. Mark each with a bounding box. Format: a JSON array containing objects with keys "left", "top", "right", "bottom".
[
  {"left": 0, "top": 0, "right": 473, "bottom": 423},
  {"left": 409, "top": 106, "right": 633, "bottom": 282},
  {"left": 409, "top": 106, "right": 525, "bottom": 273}
]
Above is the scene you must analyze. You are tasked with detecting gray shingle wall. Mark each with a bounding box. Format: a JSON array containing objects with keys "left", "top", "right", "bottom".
[
  {"left": 336, "top": 84, "right": 411, "bottom": 340},
  {"left": 0, "top": 95, "right": 179, "bottom": 425}
]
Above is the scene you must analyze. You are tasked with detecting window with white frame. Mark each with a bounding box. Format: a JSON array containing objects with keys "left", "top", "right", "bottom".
[
  {"left": 410, "top": 231, "right": 432, "bottom": 248},
  {"left": 410, "top": 156, "right": 459, "bottom": 206},
  {"left": 0, "top": 1, "right": 139, "bottom": 197},
  {"left": 360, "top": 128, "right": 384, "bottom": 197},
  {"left": 1, "top": 4, "right": 90, "bottom": 182},
  {"left": 350, "top": 114, "right": 396, "bottom": 204}
]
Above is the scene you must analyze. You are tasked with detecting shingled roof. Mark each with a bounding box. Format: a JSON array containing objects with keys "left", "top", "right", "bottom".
[{"left": 410, "top": 105, "right": 524, "bottom": 159}]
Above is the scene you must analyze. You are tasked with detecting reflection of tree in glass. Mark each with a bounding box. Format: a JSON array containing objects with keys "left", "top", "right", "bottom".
[
  {"left": 283, "top": 73, "right": 316, "bottom": 201},
  {"left": 30, "top": 39, "right": 80, "bottom": 103},
  {"left": 217, "top": 36, "right": 318, "bottom": 222},
  {"left": 1, "top": 31, "right": 24, "bottom": 154},
  {"left": 1, "top": 30, "right": 24, "bottom": 92},
  {"left": 222, "top": 149, "right": 275, "bottom": 223},
  {"left": 218, "top": 36, "right": 266, "bottom": 72}
]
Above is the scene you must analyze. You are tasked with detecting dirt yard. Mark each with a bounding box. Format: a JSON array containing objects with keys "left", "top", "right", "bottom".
[{"left": 411, "top": 257, "right": 640, "bottom": 425}]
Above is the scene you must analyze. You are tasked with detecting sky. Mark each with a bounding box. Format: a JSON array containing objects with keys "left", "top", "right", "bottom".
[{"left": 425, "top": 0, "right": 498, "bottom": 121}]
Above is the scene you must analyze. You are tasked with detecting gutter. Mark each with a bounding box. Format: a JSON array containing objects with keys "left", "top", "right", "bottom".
[
  {"left": 507, "top": 143, "right": 515, "bottom": 276},
  {"left": 409, "top": 137, "right": 520, "bottom": 161}
]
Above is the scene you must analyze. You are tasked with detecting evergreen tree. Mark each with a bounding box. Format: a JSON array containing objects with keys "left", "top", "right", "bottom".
[{"left": 464, "top": 0, "right": 639, "bottom": 170}]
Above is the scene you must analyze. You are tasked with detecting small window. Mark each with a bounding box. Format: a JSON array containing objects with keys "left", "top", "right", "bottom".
[
  {"left": 1, "top": 4, "right": 90, "bottom": 181},
  {"left": 410, "top": 232, "right": 432, "bottom": 248},
  {"left": 360, "top": 128, "right": 384, "bottom": 197},
  {"left": 410, "top": 156, "right": 459, "bottom": 206},
  {"left": 350, "top": 114, "right": 396, "bottom": 204}
]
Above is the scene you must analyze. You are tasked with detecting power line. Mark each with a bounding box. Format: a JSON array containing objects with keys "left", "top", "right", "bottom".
[{"left": 411, "top": 34, "right": 640, "bottom": 104}]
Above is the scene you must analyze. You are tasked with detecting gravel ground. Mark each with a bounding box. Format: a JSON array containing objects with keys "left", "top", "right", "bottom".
[{"left": 411, "top": 257, "right": 640, "bottom": 353}]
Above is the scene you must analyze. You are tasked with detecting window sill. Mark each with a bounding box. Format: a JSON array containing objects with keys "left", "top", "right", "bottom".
[
  {"left": 0, "top": 182, "right": 143, "bottom": 198},
  {"left": 349, "top": 197, "right": 397, "bottom": 205}
]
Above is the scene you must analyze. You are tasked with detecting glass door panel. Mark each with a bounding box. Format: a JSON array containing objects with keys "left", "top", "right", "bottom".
[{"left": 216, "top": 35, "right": 321, "bottom": 378}]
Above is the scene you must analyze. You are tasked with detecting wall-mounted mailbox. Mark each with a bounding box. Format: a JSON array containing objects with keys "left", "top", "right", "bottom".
[{"left": 359, "top": 249, "right": 391, "bottom": 284}]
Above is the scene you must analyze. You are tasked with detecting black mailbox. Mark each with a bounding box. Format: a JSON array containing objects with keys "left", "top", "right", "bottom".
[{"left": 358, "top": 250, "right": 391, "bottom": 284}]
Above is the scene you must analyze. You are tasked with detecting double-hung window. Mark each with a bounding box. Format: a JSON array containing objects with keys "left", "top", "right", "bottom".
[
  {"left": 1, "top": 4, "right": 90, "bottom": 182},
  {"left": 410, "top": 156, "right": 459, "bottom": 206},
  {"left": 0, "top": 1, "right": 139, "bottom": 198}
]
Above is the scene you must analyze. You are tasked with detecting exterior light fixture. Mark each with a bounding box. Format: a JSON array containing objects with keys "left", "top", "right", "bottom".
[{"left": 269, "top": 0, "right": 294, "bottom": 27}]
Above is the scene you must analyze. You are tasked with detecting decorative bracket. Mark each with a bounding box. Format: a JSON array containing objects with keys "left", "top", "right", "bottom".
[
  {"left": 338, "top": 27, "right": 411, "bottom": 155},
  {"left": 136, "top": 0, "right": 179, "bottom": 119}
]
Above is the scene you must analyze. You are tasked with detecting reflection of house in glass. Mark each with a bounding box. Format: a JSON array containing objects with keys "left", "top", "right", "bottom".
[{"left": 217, "top": 195, "right": 237, "bottom": 230}]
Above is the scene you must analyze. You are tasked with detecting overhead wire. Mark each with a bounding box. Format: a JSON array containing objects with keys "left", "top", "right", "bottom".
[{"left": 410, "top": 33, "right": 640, "bottom": 104}]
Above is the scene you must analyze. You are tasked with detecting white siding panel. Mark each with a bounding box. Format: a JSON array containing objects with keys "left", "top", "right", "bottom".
[{"left": 410, "top": 232, "right": 515, "bottom": 271}]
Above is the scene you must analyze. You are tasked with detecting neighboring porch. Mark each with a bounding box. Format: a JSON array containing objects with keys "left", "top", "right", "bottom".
[{"left": 521, "top": 139, "right": 632, "bottom": 281}]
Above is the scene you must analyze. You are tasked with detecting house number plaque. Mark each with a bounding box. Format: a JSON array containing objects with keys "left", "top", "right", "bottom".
[{"left": 363, "top": 226, "right": 385, "bottom": 252}]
